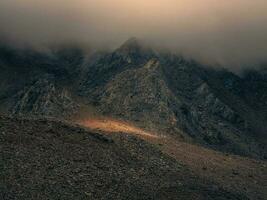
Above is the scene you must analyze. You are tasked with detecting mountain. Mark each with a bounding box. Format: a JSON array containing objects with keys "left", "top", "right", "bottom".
[
  {"left": 0, "top": 39, "right": 266, "bottom": 159},
  {"left": 79, "top": 39, "right": 267, "bottom": 159},
  {"left": 0, "top": 39, "right": 266, "bottom": 200}
]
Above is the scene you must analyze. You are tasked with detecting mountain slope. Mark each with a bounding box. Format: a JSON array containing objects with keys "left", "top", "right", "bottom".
[
  {"left": 0, "top": 44, "right": 83, "bottom": 117},
  {"left": 0, "top": 116, "right": 252, "bottom": 200},
  {"left": 78, "top": 117, "right": 267, "bottom": 200},
  {"left": 79, "top": 41, "right": 266, "bottom": 158},
  {"left": 0, "top": 39, "right": 266, "bottom": 159}
]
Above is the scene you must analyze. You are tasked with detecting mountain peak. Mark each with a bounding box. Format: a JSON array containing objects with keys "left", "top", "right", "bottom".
[
  {"left": 121, "top": 37, "right": 139, "bottom": 47},
  {"left": 117, "top": 37, "right": 143, "bottom": 53},
  {"left": 116, "top": 38, "right": 155, "bottom": 64}
]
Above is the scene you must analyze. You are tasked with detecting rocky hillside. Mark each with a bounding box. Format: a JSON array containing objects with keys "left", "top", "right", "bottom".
[
  {"left": 79, "top": 39, "right": 267, "bottom": 159},
  {"left": 0, "top": 43, "right": 83, "bottom": 117},
  {"left": 0, "top": 39, "right": 266, "bottom": 159},
  {"left": 0, "top": 115, "right": 259, "bottom": 200}
]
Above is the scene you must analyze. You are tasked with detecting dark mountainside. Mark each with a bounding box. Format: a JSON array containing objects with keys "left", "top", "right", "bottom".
[
  {"left": 0, "top": 39, "right": 266, "bottom": 199},
  {"left": 0, "top": 39, "right": 266, "bottom": 158}
]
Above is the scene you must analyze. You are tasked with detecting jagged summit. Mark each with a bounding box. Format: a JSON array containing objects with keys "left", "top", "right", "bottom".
[
  {"left": 114, "top": 37, "right": 155, "bottom": 65},
  {"left": 118, "top": 37, "right": 140, "bottom": 50},
  {"left": 117, "top": 37, "right": 152, "bottom": 55}
]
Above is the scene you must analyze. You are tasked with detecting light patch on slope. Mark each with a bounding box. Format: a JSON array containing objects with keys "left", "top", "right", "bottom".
[{"left": 79, "top": 118, "right": 159, "bottom": 139}]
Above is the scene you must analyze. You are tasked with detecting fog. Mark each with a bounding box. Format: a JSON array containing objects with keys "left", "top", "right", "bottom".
[{"left": 0, "top": 0, "right": 267, "bottom": 70}]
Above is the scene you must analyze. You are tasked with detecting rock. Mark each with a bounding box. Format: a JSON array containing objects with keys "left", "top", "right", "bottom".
[{"left": 11, "top": 76, "right": 79, "bottom": 118}]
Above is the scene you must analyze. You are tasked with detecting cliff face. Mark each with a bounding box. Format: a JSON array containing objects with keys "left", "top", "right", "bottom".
[{"left": 0, "top": 39, "right": 266, "bottom": 158}]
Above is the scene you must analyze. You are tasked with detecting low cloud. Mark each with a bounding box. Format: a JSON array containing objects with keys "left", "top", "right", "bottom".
[{"left": 0, "top": 0, "right": 267, "bottom": 70}]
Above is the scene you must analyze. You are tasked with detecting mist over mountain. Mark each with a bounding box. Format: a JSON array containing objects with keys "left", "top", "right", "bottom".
[
  {"left": 0, "top": 38, "right": 267, "bottom": 199},
  {"left": 1, "top": 2, "right": 267, "bottom": 199},
  {"left": 1, "top": 0, "right": 267, "bottom": 71}
]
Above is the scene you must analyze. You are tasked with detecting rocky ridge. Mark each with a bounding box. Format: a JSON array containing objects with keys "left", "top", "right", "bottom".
[{"left": 0, "top": 38, "right": 266, "bottom": 158}]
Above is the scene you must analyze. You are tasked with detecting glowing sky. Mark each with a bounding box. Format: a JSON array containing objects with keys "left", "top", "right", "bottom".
[{"left": 0, "top": 0, "right": 267, "bottom": 69}]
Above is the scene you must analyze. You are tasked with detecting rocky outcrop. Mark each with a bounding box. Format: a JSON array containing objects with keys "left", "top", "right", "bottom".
[
  {"left": 98, "top": 59, "right": 182, "bottom": 133},
  {"left": 196, "top": 83, "right": 244, "bottom": 126},
  {"left": 11, "top": 76, "right": 79, "bottom": 118}
]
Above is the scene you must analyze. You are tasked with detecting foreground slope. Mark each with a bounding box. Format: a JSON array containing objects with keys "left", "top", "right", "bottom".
[
  {"left": 0, "top": 116, "right": 254, "bottom": 200},
  {"left": 79, "top": 117, "right": 267, "bottom": 200}
]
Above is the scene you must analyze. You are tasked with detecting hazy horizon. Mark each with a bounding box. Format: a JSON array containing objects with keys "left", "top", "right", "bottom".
[{"left": 0, "top": 0, "right": 267, "bottom": 71}]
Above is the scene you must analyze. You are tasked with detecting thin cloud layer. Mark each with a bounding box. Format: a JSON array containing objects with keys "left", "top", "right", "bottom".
[{"left": 0, "top": 0, "right": 267, "bottom": 70}]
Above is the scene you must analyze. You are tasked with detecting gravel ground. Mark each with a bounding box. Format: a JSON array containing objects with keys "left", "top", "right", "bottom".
[{"left": 0, "top": 116, "right": 250, "bottom": 200}]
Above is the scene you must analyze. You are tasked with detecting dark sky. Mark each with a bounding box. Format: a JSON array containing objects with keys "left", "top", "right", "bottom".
[{"left": 0, "top": 0, "right": 267, "bottom": 71}]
